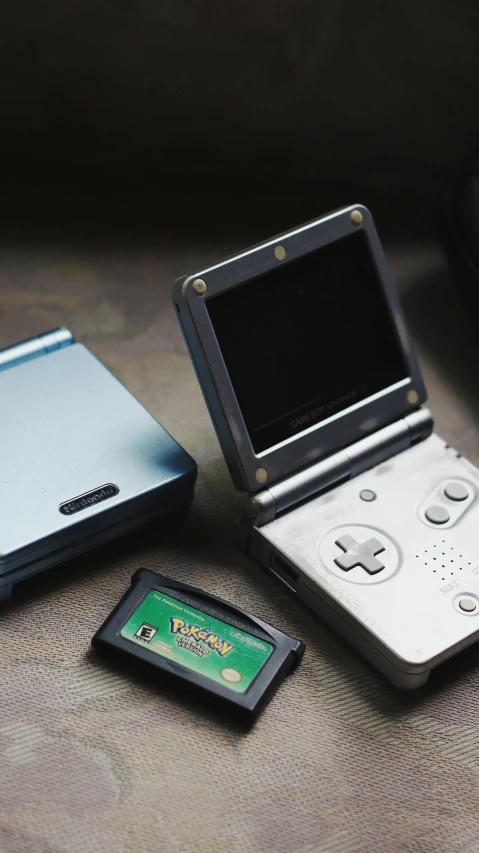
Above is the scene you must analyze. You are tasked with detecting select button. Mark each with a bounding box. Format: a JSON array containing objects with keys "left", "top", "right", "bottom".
[{"left": 458, "top": 597, "right": 477, "bottom": 613}]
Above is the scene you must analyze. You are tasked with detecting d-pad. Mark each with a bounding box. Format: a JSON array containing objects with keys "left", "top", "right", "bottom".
[{"left": 334, "top": 534, "right": 385, "bottom": 575}]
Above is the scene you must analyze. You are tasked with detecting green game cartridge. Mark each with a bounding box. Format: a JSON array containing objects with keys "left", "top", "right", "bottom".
[{"left": 92, "top": 569, "right": 305, "bottom": 720}]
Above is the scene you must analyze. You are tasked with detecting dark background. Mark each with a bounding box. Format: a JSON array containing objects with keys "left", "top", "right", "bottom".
[{"left": 2, "top": 0, "right": 479, "bottom": 246}]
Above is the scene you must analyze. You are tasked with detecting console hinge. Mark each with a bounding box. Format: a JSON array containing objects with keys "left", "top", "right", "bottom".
[
  {"left": 0, "top": 328, "right": 74, "bottom": 373},
  {"left": 244, "top": 408, "right": 433, "bottom": 527}
]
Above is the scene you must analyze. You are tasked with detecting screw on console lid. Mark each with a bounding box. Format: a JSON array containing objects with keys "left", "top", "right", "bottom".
[
  {"left": 350, "top": 210, "right": 363, "bottom": 226},
  {"left": 192, "top": 279, "right": 207, "bottom": 296}
]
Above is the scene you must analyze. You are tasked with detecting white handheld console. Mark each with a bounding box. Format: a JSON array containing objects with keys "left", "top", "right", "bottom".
[{"left": 173, "top": 205, "right": 479, "bottom": 688}]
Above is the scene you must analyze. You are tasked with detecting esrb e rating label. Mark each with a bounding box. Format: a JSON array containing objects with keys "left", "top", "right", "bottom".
[{"left": 134, "top": 623, "right": 158, "bottom": 643}]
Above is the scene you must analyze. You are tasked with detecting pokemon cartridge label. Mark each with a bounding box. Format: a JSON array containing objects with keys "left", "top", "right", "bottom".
[{"left": 120, "top": 591, "right": 273, "bottom": 692}]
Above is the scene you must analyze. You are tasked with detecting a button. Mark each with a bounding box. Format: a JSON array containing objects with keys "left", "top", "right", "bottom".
[
  {"left": 444, "top": 482, "right": 469, "bottom": 502},
  {"left": 425, "top": 505, "right": 450, "bottom": 525},
  {"left": 459, "top": 597, "right": 477, "bottom": 613},
  {"left": 334, "top": 534, "right": 385, "bottom": 574},
  {"left": 359, "top": 489, "right": 376, "bottom": 502}
]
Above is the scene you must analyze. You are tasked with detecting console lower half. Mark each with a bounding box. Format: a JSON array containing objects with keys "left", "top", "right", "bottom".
[{"left": 247, "top": 433, "right": 479, "bottom": 688}]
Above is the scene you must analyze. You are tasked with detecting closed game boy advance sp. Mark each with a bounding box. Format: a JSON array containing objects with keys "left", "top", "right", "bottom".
[
  {"left": 0, "top": 329, "right": 196, "bottom": 601},
  {"left": 174, "top": 205, "right": 479, "bottom": 689}
]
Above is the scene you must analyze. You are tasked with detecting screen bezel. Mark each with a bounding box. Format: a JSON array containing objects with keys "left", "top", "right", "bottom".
[{"left": 175, "top": 205, "right": 427, "bottom": 492}]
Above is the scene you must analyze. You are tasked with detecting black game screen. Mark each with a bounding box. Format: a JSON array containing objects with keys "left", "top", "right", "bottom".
[{"left": 206, "top": 230, "right": 409, "bottom": 453}]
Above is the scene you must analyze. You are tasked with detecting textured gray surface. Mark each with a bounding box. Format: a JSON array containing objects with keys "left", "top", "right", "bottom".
[{"left": 1, "top": 195, "right": 479, "bottom": 852}]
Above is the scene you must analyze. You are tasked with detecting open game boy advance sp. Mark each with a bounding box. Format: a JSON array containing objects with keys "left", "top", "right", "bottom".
[
  {"left": 174, "top": 204, "right": 479, "bottom": 689},
  {"left": 0, "top": 328, "right": 196, "bottom": 601}
]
